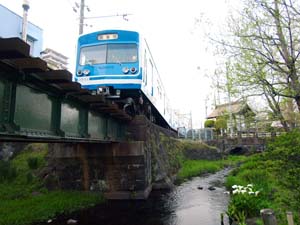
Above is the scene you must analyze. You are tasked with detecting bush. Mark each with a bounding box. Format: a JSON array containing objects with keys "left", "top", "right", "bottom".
[
  {"left": 215, "top": 117, "right": 227, "bottom": 133},
  {"left": 27, "top": 157, "right": 39, "bottom": 170},
  {"left": 204, "top": 119, "right": 215, "bottom": 128},
  {"left": 225, "top": 130, "right": 300, "bottom": 224},
  {"left": 229, "top": 184, "right": 269, "bottom": 217},
  {"left": 0, "top": 161, "right": 17, "bottom": 182}
]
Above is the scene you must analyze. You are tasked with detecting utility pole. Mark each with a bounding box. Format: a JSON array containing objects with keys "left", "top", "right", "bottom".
[
  {"left": 22, "top": 0, "right": 30, "bottom": 41},
  {"left": 79, "top": 0, "right": 85, "bottom": 35}
]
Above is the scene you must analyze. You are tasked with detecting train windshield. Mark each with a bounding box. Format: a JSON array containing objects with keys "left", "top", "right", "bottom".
[{"left": 79, "top": 43, "right": 137, "bottom": 65}]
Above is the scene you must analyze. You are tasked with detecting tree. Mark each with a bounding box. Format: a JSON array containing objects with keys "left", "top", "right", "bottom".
[
  {"left": 204, "top": 119, "right": 215, "bottom": 128},
  {"left": 215, "top": 0, "right": 300, "bottom": 131},
  {"left": 215, "top": 116, "right": 228, "bottom": 134}
]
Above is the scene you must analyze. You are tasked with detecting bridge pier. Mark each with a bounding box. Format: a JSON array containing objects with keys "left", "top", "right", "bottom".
[{"left": 44, "top": 141, "right": 152, "bottom": 199}]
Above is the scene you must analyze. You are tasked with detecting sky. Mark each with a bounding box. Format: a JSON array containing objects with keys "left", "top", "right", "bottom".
[{"left": 1, "top": 0, "right": 234, "bottom": 128}]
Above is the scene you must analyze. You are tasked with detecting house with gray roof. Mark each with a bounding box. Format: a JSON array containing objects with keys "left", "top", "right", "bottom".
[{"left": 206, "top": 101, "right": 256, "bottom": 132}]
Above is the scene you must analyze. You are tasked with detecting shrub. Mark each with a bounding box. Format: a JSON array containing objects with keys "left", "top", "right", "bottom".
[
  {"left": 225, "top": 130, "right": 300, "bottom": 224},
  {"left": 204, "top": 119, "right": 215, "bottom": 128},
  {"left": 0, "top": 161, "right": 17, "bottom": 182},
  {"left": 27, "top": 157, "right": 39, "bottom": 170}
]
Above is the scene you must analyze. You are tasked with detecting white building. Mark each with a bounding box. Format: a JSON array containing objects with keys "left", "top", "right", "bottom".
[{"left": 40, "top": 48, "right": 68, "bottom": 70}]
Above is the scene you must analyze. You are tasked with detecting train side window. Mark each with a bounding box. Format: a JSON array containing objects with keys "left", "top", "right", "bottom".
[
  {"left": 149, "top": 59, "right": 154, "bottom": 96},
  {"left": 143, "top": 50, "right": 147, "bottom": 85}
]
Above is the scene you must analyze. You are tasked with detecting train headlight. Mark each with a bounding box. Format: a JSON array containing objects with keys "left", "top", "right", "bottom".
[
  {"left": 83, "top": 69, "right": 90, "bottom": 75},
  {"left": 77, "top": 70, "right": 82, "bottom": 76},
  {"left": 122, "top": 67, "right": 129, "bottom": 74},
  {"left": 130, "top": 67, "right": 137, "bottom": 74}
]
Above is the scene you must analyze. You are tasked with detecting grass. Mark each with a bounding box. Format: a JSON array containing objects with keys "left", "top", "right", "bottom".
[
  {"left": 0, "top": 191, "right": 103, "bottom": 225},
  {"left": 0, "top": 143, "right": 104, "bottom": 225},
  {"left": 176, "top": 155, "right": 247, "bottom": 183}
]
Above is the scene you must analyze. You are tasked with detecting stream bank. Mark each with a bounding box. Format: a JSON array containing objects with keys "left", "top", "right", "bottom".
[{"left": 38, "top": 168, "right": 231, "bottom": 225}]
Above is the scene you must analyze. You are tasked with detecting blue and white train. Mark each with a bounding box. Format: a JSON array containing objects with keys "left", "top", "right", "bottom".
[{"left": 75, "top": 29, "right": 178, "bottom": 130}]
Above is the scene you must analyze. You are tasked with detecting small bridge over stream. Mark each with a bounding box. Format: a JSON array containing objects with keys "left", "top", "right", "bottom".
[{"left": 205, "top": 132, "right": 281, "bottom": 153}]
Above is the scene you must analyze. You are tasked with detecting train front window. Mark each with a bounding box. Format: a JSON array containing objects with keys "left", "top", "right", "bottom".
[
  {"left": 79, "top": 45, "right": 106, "bottom": 65},
  {"left": 79, "top": 43, "right": 137, "bottom": 65},
  {"left": 107, "top": 44, "right": 138, "bottom": 63}
]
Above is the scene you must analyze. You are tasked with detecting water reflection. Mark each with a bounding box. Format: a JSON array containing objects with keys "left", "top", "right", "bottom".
[{"left": 40, "top": 168, "right": 230, "bottom": 225}]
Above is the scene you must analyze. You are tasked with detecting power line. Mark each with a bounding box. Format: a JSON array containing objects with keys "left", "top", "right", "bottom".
[
  {"left": 68, "top": 0, "right": 132, "bottom": 35},
  {"left": 84, "top": 13, "right": 133, "bottom": 20}
]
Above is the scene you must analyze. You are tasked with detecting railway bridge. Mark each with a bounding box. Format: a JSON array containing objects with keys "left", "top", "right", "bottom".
[{"left": 0, "top": 37, "right": 178, "bottom": 199}]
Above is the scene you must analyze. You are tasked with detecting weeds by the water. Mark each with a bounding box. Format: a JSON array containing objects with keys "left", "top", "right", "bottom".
[
  {"left": 176, "top": 155, "right": 247, "bottom": 183},
  {"left": 225, "top": 130, "right": 300, "bottom": 224},
  {"left": 0, "top": 191, "right": 103, "bottom": 225}
]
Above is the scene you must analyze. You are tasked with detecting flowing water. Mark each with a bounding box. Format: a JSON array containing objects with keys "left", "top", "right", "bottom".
[{"left": 42, "top": 168, "right": 231, "bottom": 225}]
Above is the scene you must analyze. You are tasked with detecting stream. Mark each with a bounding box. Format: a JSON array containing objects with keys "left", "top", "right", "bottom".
[{"left": 42, "top": 168, "right": 231, "bottom": 225}]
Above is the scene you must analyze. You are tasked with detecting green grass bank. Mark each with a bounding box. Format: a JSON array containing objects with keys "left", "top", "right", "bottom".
[
  {"left": 224, "top": 130, "right": 300, "bottom": 225},
  {"left": 174, "top": 139, "right": 247, "bottom": 183},
  {"left": 0, "top": 143, "right": 104, "bottom": 225}
]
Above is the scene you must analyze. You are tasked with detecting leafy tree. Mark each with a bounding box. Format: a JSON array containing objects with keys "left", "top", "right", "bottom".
[
  {"left": 215, "top": 116, "right": 227, "bottom": 134},
  {"left": 214, "top": 0, "right": 300, "bottom": 131}
]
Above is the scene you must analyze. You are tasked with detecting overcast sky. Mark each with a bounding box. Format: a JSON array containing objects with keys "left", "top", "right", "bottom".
[{"left": 1, "top": 0, "right": 234, "bottom": 128}]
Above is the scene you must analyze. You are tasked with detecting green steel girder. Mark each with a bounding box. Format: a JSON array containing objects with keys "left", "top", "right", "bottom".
[
  {"left": 0, "top": 37, "right": 130, "bottom": 143},
  {"left": 0, "top": 78, "right": 20, "bottom": 133},
  {"left": 0, "top": 75, "right": 126, "bottom": 142}
]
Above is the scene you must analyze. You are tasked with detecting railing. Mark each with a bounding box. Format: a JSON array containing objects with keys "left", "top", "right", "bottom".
[{"left": 214, "top": 132, "right": 285, "bottom": 139}]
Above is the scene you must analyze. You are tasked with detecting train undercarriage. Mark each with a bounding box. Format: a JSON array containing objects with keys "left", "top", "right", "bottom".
[{"left": 96, "top": 86, "right": 170, "bottom": 129}]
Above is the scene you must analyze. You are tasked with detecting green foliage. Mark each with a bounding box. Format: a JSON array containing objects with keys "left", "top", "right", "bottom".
[
  {"left": 204, "top": 119, "right": 215, "bottom": 128},
  {"left": 176, "top": 155, "right": 246, "bottom": 183},
  {"left": 177, "top": 160, "right": 222, "bottom": 182},
  {"left": 27, "top": 157, "right": 39, "bottom": 170},
  {"left": 215, "top": 117, "right": 227, "bottom": 133},
  {"left": 0, "top": 191, "right": 104, "bottom": 225},
  {"left": 0, "top": 143, "right": 105, "bottom": 225},
  {"left": 228, "top": 184, "right": 268, "bottom": 219},
  {"left": 0, "top": 161, "right": 17, "bottom": 182},
  {"left": 225, "top": 130, "right": 300, "bottom": 224}
]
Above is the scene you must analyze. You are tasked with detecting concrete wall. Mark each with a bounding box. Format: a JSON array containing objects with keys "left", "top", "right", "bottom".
[
  {"left": 41, "top": 116, "right": 181, "bottom": 199},
  {"left": 42, "top": 142, "right": 152, "bottom": 199},
  {"left": 0, "top": 4, "right": 43, "bottom": 57}
]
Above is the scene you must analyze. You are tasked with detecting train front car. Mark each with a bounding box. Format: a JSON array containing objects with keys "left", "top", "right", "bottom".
[
  {"left": 75, "top": 29, "right": 177, "bottom": 131},
  {"left": 75, "top": 30, "right": 142, "bottom": 113}
]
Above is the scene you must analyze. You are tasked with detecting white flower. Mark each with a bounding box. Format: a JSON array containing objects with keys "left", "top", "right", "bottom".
[
  {"left": 247, "top": 184, "right": 253, "bottom": 187},
  {"left": 241, "top": 190, "right": 247, "bottom": 194},
  {"left": 232, "top": 185, "right": 238, "bottom": 189},
  {"left": 232, "top": 189, "right": 239, "bottom": 195},
  {"left": 248, "top": 191, "right": 254, "bottom": 195},
  {"left": 255, "top": 191, "right": 260, "bottom": 196}
]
